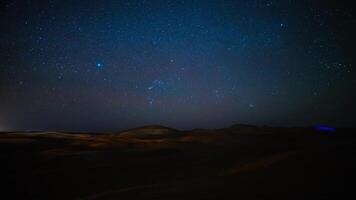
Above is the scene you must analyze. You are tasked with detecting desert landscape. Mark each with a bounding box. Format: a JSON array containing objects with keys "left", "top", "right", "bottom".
[
  {"left": 1, "top": 124, "right": 355, "bottom": 199},
  {"left": 1, "top": 1, "right": 355, "bottom": 199}
]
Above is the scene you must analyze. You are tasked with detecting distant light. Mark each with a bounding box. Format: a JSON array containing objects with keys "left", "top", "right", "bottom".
[
  {"left": 314, "top": 125, "right": 336, "bottom": 132},
  {"left": 96, "top": 63, "right": 103, "bottom": 68}
]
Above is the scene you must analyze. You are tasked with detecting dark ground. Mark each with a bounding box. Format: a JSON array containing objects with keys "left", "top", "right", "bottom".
[{"left": 1, "top": 125, "right": 355, "bottom": 199}]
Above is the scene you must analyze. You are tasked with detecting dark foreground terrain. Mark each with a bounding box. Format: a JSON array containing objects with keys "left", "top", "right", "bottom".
[{"left": 1, "top": 124, "right": 355, "bottom": 200}]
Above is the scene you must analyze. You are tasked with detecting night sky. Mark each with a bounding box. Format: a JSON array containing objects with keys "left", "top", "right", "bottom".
[{"left": 0, "top": 0, "right": 355, "bottom": 132}]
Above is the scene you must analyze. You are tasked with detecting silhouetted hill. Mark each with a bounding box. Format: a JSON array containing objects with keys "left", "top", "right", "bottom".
[
  {"left": 1, "top": 124, "right": 355, "bottom": 200},
  {"left": 116, "top": 125, "right": 179, "bottom": 138}
]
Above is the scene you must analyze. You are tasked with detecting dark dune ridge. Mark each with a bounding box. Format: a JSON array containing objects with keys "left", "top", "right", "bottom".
[{"left": 1, "top": 124, "right": 355, "bottom": 200}]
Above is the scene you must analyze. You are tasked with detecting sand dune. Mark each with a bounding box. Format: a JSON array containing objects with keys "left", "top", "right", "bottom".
[{"left": 1, "top": 124, "right": 355, "bottom": 199}]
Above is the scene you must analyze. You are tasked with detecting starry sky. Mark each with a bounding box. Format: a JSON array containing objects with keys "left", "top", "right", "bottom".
[{"left": 0, "top": 0, "right": 355, "bottom": 132}]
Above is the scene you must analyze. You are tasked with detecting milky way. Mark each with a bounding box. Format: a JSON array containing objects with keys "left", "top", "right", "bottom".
[{"left": 0, "top": 0, "right": 355, "bottom": 131}]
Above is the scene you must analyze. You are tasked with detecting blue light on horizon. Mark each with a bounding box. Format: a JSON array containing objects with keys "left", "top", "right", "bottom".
[{"left": 314, "top": 125, "right": 336, "bottom": 132}]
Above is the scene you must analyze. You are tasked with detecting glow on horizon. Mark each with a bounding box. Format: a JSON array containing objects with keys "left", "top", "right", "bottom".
[{"left": 314, "top": 125, "right": 336, "bottom": 132}]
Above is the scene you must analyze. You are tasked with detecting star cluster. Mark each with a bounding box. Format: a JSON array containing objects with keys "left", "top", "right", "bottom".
[{"left": 0, "top": 0, "right": 355, "bottom": 131}]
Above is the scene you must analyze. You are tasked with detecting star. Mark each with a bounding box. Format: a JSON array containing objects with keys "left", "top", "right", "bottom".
[{"left": 96, "top": 63, "right": 103, "bottom": 69}]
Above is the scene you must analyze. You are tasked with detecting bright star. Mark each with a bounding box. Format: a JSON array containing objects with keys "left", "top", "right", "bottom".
[{"left": 96, "top": 63, "right": 103, "bottom": 68}]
